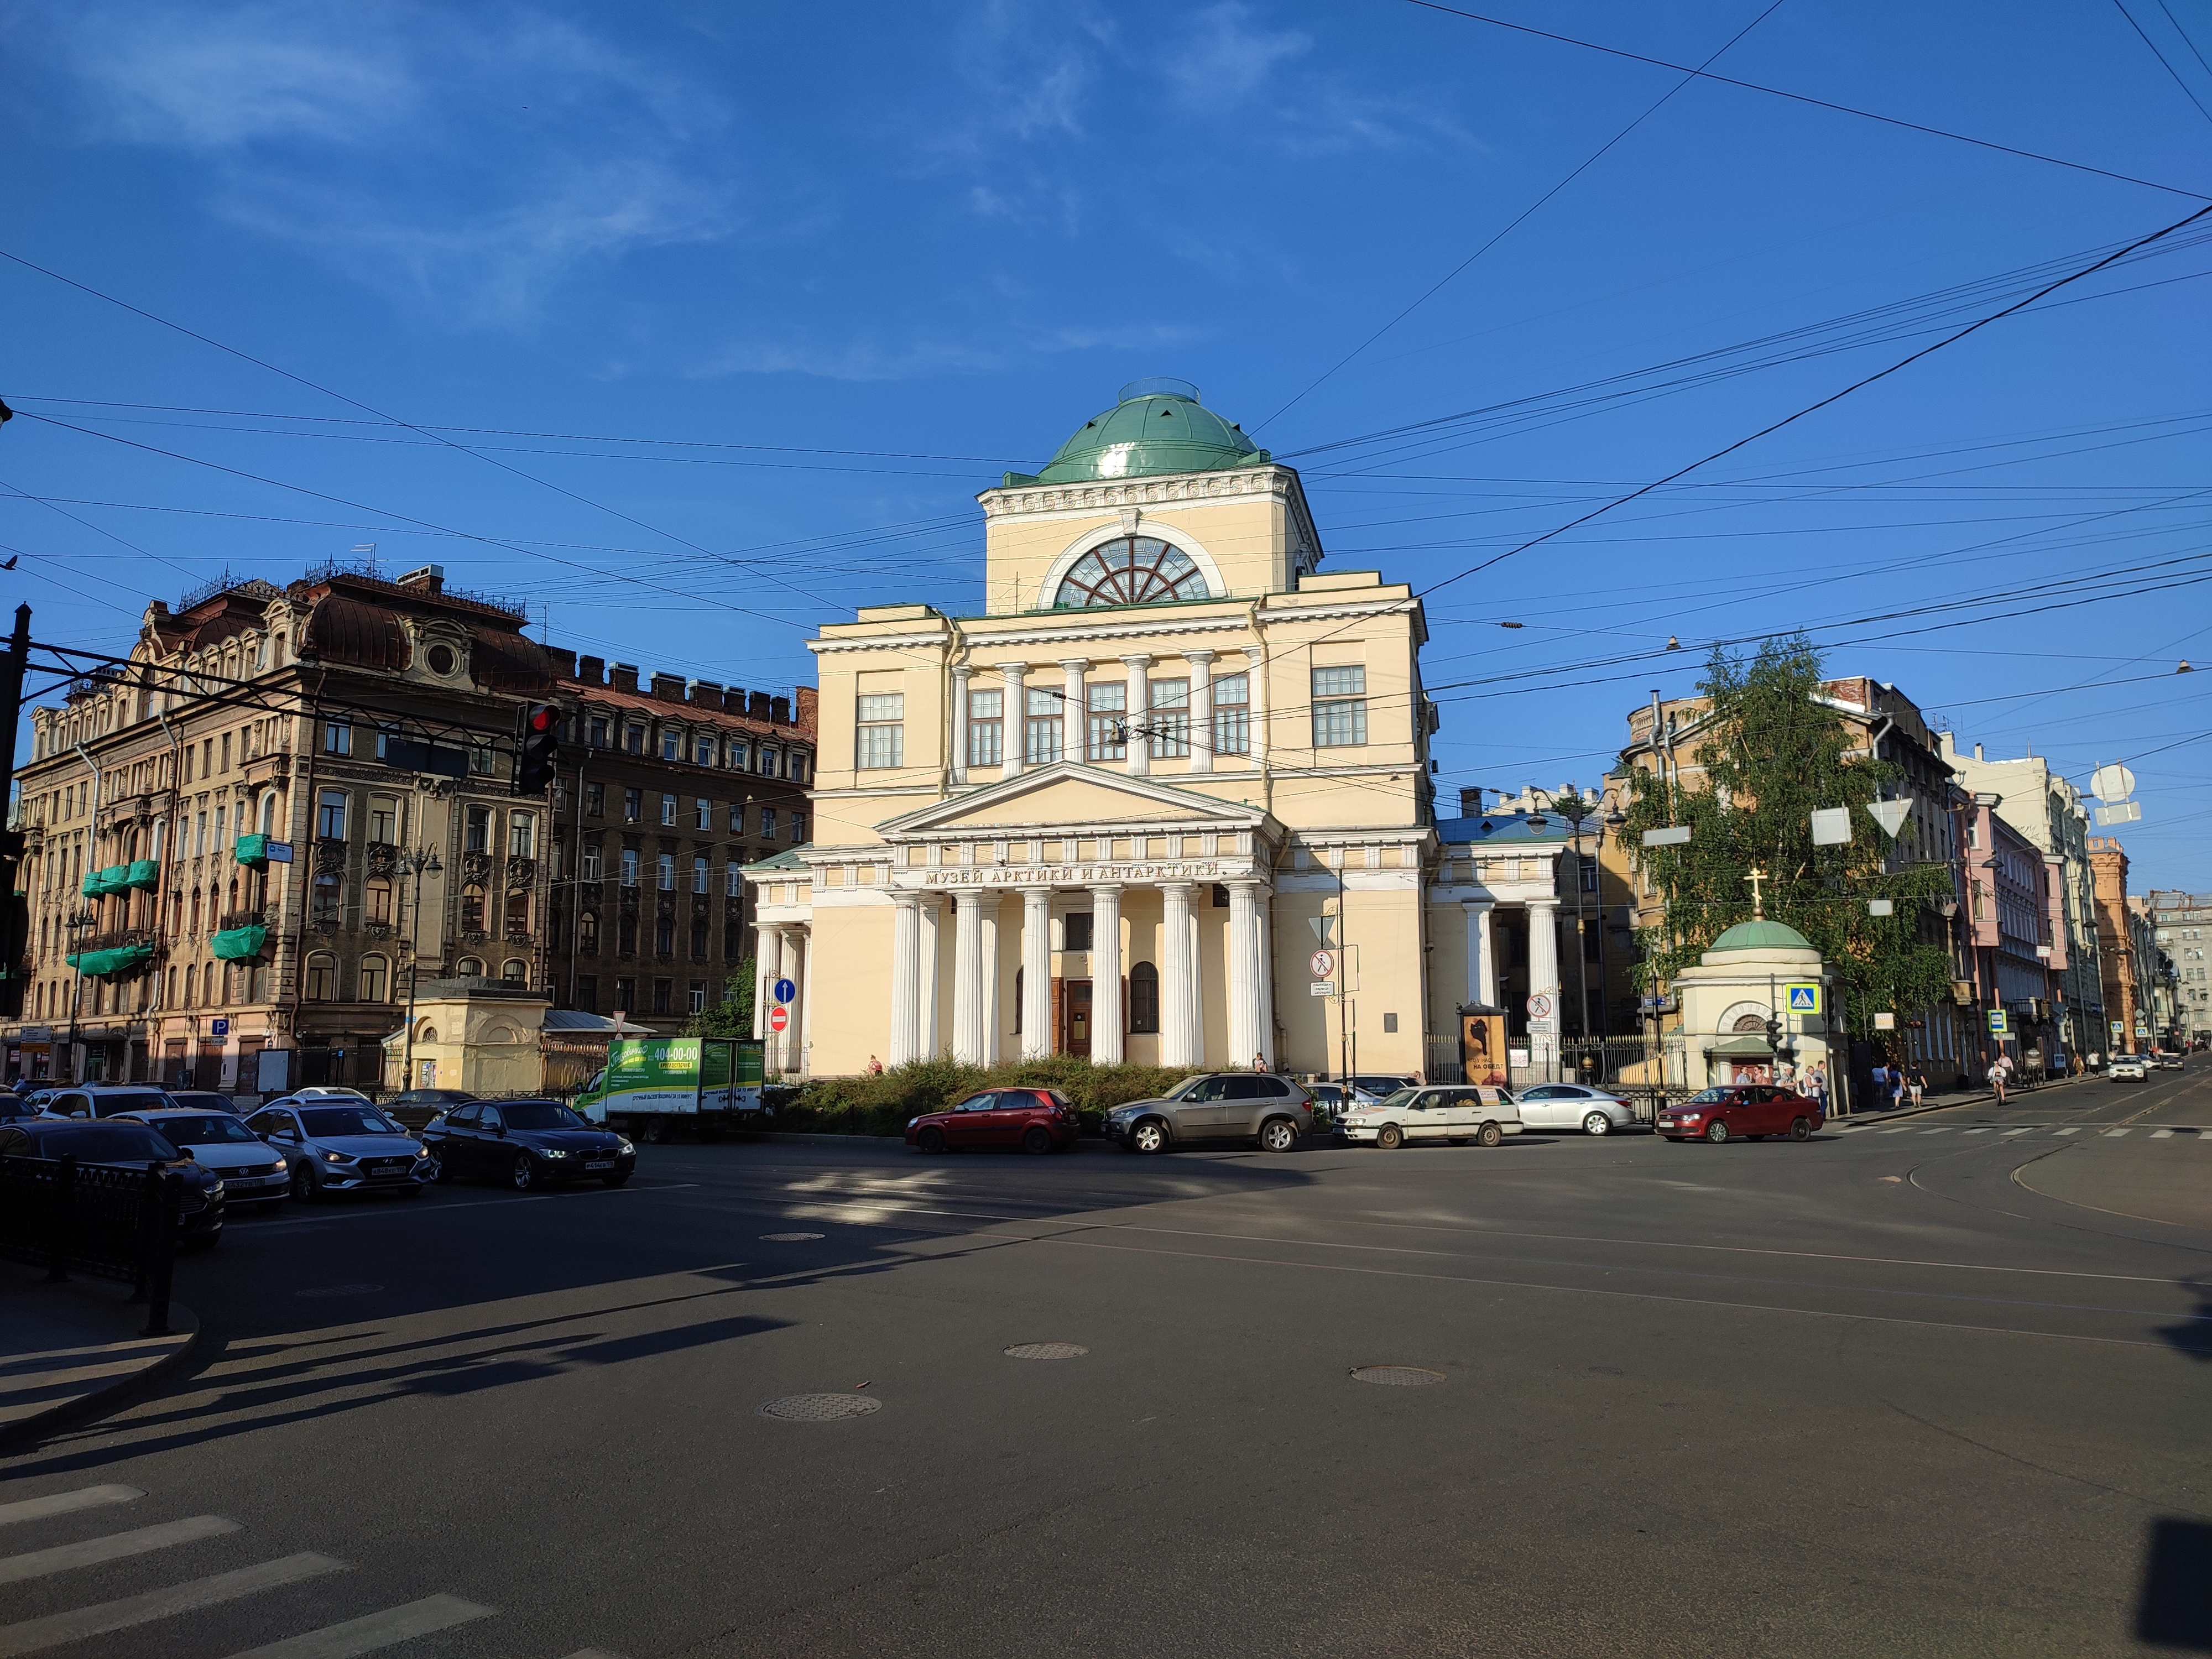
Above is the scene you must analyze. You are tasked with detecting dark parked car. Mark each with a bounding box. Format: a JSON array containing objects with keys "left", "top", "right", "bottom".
[
  {"left": 1104, "top": 1073, "right": 1315, "bottom": 1154},
  {"left": 1657, "top": 1086, "right": 1824, "bottom": 1143},
  {"left": 383, "top": 1088, "right": 478, "bottom": 1132},
  {"left": 422, "top": 1099, "right": 635, "bottom": 1191},
  {"left": 0, "top": 1093, "right": 36, "bottom": 1120},
  {"left": 907, "top": 1088, "right": 1079, "bottom": 1154},
  {"left": 0, "top": 1117, "right": 226, "bottom": 1245},
  {"left": 44, "top": 1086, "right": 178, "bottom": 1121},
  {"left": 164, "top": 1090, "right": 244, "bottom": 1117}
]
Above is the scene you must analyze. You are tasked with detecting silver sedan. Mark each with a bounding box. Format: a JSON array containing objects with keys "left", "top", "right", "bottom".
[{"left": 1512, "top": 1083, "right": 1640, "bottom": 1135}]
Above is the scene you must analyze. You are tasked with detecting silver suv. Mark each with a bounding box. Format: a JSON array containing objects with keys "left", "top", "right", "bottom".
[
  {"left": 43, "top": 1084, "right": 179, "bottom": 1120},
  {"left": 1104, "top": 1073, "right": 1314, "bottom": 1155}
]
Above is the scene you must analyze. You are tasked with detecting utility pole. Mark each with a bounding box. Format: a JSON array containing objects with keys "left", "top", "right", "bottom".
[{"left": 0, "top": 607, "right": 29, "bottom": 1025}]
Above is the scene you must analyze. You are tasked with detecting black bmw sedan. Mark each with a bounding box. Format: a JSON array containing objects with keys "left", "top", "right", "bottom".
[{"left": 420, "top": 1099, "right": 635, "bottom": 1191}]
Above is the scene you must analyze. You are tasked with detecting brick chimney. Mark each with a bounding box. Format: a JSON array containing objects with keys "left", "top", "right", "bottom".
[
  {"left": 650, "top": 672, "right": 685, "bottom": 702},
  {"left": 576, "top": 655, "right": 606, "bottom": 687},
  {"left": 719, "top": 687, "right": 747, "bottom": 714},
  {"left": 770, "top": 695, "right": 791, "bottom": 725},
  {"left": 795, "top": 686, "right": 818, "bottom": 734},
  {"left": 611, "top": 662, "right": 640, "bottom": 692},
  {"left": 748, "top": 691, "right": 772, "bottom": 720},
  {"left": 688, "top": 680, "right": 722, "bottom": 707},
  {"left": 1459, "top": 787, "right": 1484, "bottom": 817},
  {"left": 542, "top": 646, "right": 578, "bottom": 680}
]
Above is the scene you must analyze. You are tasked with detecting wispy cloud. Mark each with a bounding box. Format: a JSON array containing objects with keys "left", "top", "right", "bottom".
[{"left": 15, "top": 2, "right": 747, "bottom": 325}]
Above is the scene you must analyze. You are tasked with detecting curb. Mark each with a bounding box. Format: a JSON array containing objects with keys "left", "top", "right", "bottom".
[{"left": 0, "top": 1300, "right": 204, "bottom": 1452}]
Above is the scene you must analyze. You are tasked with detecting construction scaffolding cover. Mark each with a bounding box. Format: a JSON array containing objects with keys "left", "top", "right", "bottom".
[
  {"left": 64, "top": 942, "right": 154, "bottom": 977},
  {"left": 234, "top": 833, "right": 270, "bottom": 867},
  {"left": 124, "top": 858, "right": 160, "bottom": 890},
  {"left": 211, "top": 925, "right": 267, "bottom": 961}
]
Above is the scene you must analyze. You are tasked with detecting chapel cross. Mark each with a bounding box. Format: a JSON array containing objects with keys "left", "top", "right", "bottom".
[{"left": 1745, "top": 864, "right": 1768, "bottom": 920}]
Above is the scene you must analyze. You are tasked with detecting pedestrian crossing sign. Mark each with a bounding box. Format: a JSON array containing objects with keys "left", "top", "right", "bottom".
[{"left": 1784, "top": 983, "right": 1820, "bottom": 1014}]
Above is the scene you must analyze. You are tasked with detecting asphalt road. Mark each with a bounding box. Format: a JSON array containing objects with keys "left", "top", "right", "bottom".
[{"left": 5, "top": 1066, "right": 2210, "bottom": 1659}]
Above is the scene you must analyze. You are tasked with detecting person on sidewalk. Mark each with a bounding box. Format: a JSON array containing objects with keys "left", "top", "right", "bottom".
[
  {"left": 1990, "top": 1052, "right": 2012, "bottom": 1107},
  {"left": 1869, "top": 1061, "right": 1890, "bottom": 1111},
  {"left": 1906, "top": 1065, "right": 1927, "bottom": 1109},
  {"left": 1805, "top": 1063, "right": 1828, "bottom": 1114},
  {"left": 1888, "top": 1065, "right": 1907, "bottom": 1110}
]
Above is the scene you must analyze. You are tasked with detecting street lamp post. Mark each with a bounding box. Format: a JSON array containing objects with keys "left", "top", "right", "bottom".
[
  {"left": 62, "top": 904, "right": 98, "bottom": 1082},
  {"left": 396, "top": 848, "right": 443, "bottom": 1092}
]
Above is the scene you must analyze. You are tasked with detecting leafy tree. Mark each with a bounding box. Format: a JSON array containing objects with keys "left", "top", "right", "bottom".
[
  {"left": 684, "top": 958, "right": 755, "bottom": 1039},
  {"left": 1621, "top": 635, "right": 1954, "bottom": 1050}
]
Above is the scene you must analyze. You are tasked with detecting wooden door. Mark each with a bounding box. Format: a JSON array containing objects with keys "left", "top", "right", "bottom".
[{"left": 1061, "top": 980, "right": 1092, "bottom": 1058}]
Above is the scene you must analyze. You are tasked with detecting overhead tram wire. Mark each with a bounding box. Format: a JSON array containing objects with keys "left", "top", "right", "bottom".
[
  {"left": 2111, "top": 0, "right": 2212, "bottom": 126},
  {"left": 1400, "top": 0, "right": 2211, "bottom": 202},
  {"left": 1253, "top": 0, "right": 1790, "bottom": 431}
]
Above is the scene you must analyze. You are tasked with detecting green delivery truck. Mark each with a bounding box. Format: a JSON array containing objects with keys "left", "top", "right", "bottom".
[{"left": 576, "top": 1037, "right": 766, "bottom": 1138}]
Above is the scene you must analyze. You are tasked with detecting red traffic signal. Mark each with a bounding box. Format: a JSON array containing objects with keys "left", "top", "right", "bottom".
[{"left": 515, "top": 702, "right": 561, "bottom": 795}]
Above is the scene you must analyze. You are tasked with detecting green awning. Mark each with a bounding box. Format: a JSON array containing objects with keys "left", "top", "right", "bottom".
[
  {"left": 234, "top": 833, "right": 270, "bottom": 868},
  {"left": 211, "top": 925, "right": 267, "bottom": 962},
  {"left": 1707, "top": 1035, "right": 1776, "bottom": 1057},
  {"left": 124, "top": 858, "right": 160, "bottom": 890}
]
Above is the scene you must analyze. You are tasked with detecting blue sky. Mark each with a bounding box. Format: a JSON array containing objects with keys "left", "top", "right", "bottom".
[{"left": 2, "top": 1, "right": 2207, "bottom": 885}]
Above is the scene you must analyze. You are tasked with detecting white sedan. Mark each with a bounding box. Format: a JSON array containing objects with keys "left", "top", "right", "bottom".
[
  {"left": 1513, "top": 1083, "right": 1641, "bottom": 1135},
  {"left": 116, "top": 1108, "right": 292, "bottom": 1209},
  {"left": 1341, "top": 1086, "right": 1522, "bottom": 1149}
]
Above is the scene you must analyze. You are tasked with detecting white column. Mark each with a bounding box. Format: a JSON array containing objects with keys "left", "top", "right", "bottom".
[
  {"left": 1527, "top": 895, "right": 1561, "bottom": 1071},
  {"left": 950, "top": 665, "right": 972, "bottom": 787},
  {"left": 795, "top": 928, "right": 813, "bottom": 1079},
  {"left": 1061, "top": 658, "right": 1088, "bottom": 765},
  {"left": 1227, "top": 879, "right": 1263, "bottom": 1067},
  {"left": 981, "top": 895, "right": 1001, "bottom": 1064},
  {"left": 778, "top": 928, "right": 803, "bottom": 1074},
  {"left": 1090, "top": 884, "right": 1124, "bottom": 1063},
  {"left": 888, "top": 898, "right": 920, "bottom": 1066},
  {"left": 1160, "top": 881, "right": 1197, "bottom": 1066},
  {"left": 1188, "top": 900, "right": 1206, "bottom": 1066},
  {"left": 1256, "top": 891, "right": 1275, "bottom": 1069},
  {"left": 1120, "top": 654, "right": 1152, "bottom": 776},
  {"left": 998, "top": 662, "right": 1029, "bottom": 779},
  {"left": 1021, "top": 886, "right": 1053, "bottom": 1059},
  {"left": 917, "top": 895, "right": 942, "bottom": 1058},
  {"left": 1463, "top": 899, "right": 1495, "bottom": 1007},
  {"left": 1185, "top": 650, "right": 1214, "bottom": 774},
  {"left": 952, "top": 888, "right": 985, "bottom": 1063},
  {"left": 752, "top": 930, "right": 777, "bottom": 1041},
  {"left": 1242, "top": 646, "right": 1267, "bottom": 769}
]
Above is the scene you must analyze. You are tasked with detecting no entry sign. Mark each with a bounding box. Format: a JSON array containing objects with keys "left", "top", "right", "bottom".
[{"left": 769, "top": 1005, "right": 790, "bottom": 1034}]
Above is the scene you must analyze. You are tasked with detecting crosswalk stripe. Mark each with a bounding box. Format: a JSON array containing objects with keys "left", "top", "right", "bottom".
[
  {"left": 0, "top": 1488, "right": 144, "bottom": 1529},
  {"left": 1880, "top": 1127, "right": 1917, "bottom": 1135},
  {"left": 2002, "top": 1128, "right": 2032, "bottom": 1136},
  {"left": 2152, "top": 1129, "right": 2175, "bottom": 1138},
  {"left": 2105, "top": 1128, "right": 2132, "bottom": 1138},
  {"left": 1921, "top": 1128, "right": 1951, "bottom": 1134},
  {"left": 218, "top": 1593, "right": 494, "bottom": 1659},
  {"left": 2054, "top": 1127, "right": 2083, "bottom": 1136},
  {"left": 1960, "top": 1128, "right": 1990, "bottom": 1135},
  {"left": 0, "top": 1552, "right": 346, "bottom": 1657},
  {"left": 0, "top": 1516, "right": 238, "bottom": 1584}
]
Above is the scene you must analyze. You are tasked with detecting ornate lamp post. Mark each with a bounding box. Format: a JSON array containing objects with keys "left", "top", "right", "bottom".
[
  {"left": 396, "top": 848, "right": 442, "bottom": 1092},
  {"left": 62, "top": 904, "right": 98, "bottom": 1082}
]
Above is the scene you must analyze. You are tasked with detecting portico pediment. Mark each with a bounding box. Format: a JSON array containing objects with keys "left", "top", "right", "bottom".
[{"left": 878, "top": 762, "right": 1270, "bottom": 839}]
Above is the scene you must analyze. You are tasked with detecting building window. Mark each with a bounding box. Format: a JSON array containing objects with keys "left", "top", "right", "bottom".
[
  {"left": 655, "top": 915, "right": 675, "bottom": 954},
  {"left": 693, "top": 855, "right": 709, "bottom": 894},
  {"left": 620, "top": 848, "right": 639, "bottom": 886},
  {"left": 505, "top": 891, "right": 530, "bottom": 936},
  {"left": 589, "top": 716, "right": 609, "bottom": 749},
  {"left": 759, "top": 748, "right": 781, "bottom": 778},
  {"left": 1213, "top": 674, "right": 1250, "bottom": 755},
  {"left": 662, "top": 729, "right": 682, "bottom": 761},
  {"left": 789, "top": 753, "right": 808, "bottom": 783},
  {"left": 688, "top": 980, "right": 708, "bottom": 1014},
  {"left": 586, "top": 782, "right": 604, "bottom": 817},
  {"left": 359, "top": 956, "right": 388, "bottom": 1002},
  {"left": 625, "top": 724, "right": 645, "bottom": 755},
  {"left": 969, "top": 688, "right": 1004, "bottom": 767},
  {"left": 727, "top": 739, "right": 749, "bottom": 770},
  {"left": 499, "top": 958, "right": 526, "bottom": 985},
  {"left": 623, "top": 788, "right": 642, "bottom": 823},
  {"left": 1064, "top": 912, "right": 1093, "bottom": 952},
  {"left": 1016, "top": 687, "right": 1061, "bottom": 764},
  {"left": 304, "top": 952, "right": 338, "bottom": 1000},
  {"left": 1312, "top": 666, "right": 1367, "bottom": 747},
  {"left": 658, "top": 794, "right": 676, "bottom": 827},
  {"left": 323, "top": 722, "right": 352, "bottom": 757},
  {"left": 728, "top": 802, "right": 745, "bottom": 834},
  {"left": 1149, "top": 680, "right": 1190, "bottom": 758},
  {"left": 791, "top": 813, "right": 806, "bottom": 843},
  {"left": 510, "top": 813, "right": 537, "bottom": 858},
  {"left": 651, "top": 979, "right": 673, "bottom": 1015},
  {"left": 658, "top": 853, "right": 676, "bottom": 891},
  {"left": 465, "top": 806, "right": 491, "bottom": 853},
  {"left": 368, "top": 796, "right": 398, "bottom": 844},
  {"left": 726, "top": 865, "right": 743, "bottom": 898},
  {"left": 317, "top": 790, "right": 348, "bottom": 839},
  {"left": 693, "top": 735, "right": 714, "bottom": 765},
  {"left": 311, "top": 871, "right": 343, "bottom": 925},
  {"left": 461, "top": 885, "right": 486, "bottom": 932},
  {"left": 855, "top": 691, "right": 905, "bottom": 769},
  {"left": 690, "top": 918, "right": 708, "bottom": 958},
  {"left": 1051, "top": 535, "right": 1211, "bottom": 608},
  {"left": 1087, "top": 681, "right": 1126, "bottom": 761},
  {"left": 614, "top": 976, "right": 637, "bottom": 1011},
  {"left": 761, "top": 808, "right": 778, "bottom": 841},
  {"left": 1129, "top": 961, "right": 1160, "bottom": 1032},
  {"left": 580, "top": 911, "right": 599, "bottom": 953},
  {"left": 364, "top": 878, "right": 393, "bottom": 926},
  {"left": 694, "top": 798, "right": 711, "bottom": 831},
  {"left": 469, "top": 744, "right": 497, "bottom": 776},
  {"left": 582, "top": 844, "right": 603, "bottom": 881}
]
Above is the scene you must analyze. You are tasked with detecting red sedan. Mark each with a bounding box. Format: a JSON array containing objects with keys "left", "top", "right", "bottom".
[
  {"left": 907, "top": 1088, "right": 1080, "bottom": 1154},
  {"left": 1657, "top": 1085, "right": 1824, "bottom": 1143}
]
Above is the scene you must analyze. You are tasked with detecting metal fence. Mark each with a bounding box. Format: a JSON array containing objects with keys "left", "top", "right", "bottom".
[{"left": 0, "top": 1155, "right": 182, "bottom": 1335}]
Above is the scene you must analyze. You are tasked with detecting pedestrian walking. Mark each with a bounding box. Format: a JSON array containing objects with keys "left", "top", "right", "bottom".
[
  {"left": 1889, "top": 1065, "right": 1907, "bottom": 1110},
  {"left": 1990, "top": 1053, "right": 2011, "bottom": 1107},
  {"left": 1906, "top": 1065, "right": 1926, "bottom": 1109},
  {"left": 1869, "top": 1061, "right": 1889, "bottom": 1112},
  {"left": 1805, "top": 1063, "right": 1828, "bottom": 1114}
]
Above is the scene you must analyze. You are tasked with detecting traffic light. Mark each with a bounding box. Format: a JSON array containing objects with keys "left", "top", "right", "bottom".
[{"left": 515, "top": 703, "right": 560, "bottom": 796}]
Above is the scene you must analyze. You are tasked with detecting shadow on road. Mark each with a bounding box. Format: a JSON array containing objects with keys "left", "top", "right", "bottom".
[{"left": 2136, "top": 1517, "right": 2212, "bottom": 1651}]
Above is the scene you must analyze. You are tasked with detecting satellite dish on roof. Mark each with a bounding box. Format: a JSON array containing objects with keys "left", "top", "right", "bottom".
[{"left": 2090, "top": 763, "right": 2136, "bottom": 804}]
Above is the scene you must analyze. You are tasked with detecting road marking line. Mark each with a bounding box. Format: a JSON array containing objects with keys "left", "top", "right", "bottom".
[
  {"left": 0, "top": 1516, "right": 239, "bottom": 1584},
  {"left": 1921, "top": 1128, "right": 1952, "bottom": 1135},
  {"left": 2152, "top": 1129, "right": 2174, "bottom": 1138},
  {"left": 1960, "top": 1128, "right": 1991, "bottom": 1135},
  {"left": 2053, "top": 1127, "right": 2083, "bottom": 1136},
  {"left": 2002, "top": 1128, "right": 2032, "bottom": 1136},
  {"left": 0, "top": 1488, "right": 144, "bottom": 1528},
  {"left": 0, "top": 1553, "right": 347, "bottom": 1656},
  {"left": 218, "top": 1593, "right": 495, "bottom": 1659},
  {"left": 2104, "top": 1128, "right": 2132, "bottom": 1138},
  {"left": 1879, "top": 1127, "right": 1917, "bottom": 1135}
]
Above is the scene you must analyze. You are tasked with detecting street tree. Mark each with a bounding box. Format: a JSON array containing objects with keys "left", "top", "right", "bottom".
[
  {"left": 1621, "top": 635, "right": 1954, "bottom": 1047},
  {"left": 684, "top": 956, "right": 755, "bottom": 1040}
]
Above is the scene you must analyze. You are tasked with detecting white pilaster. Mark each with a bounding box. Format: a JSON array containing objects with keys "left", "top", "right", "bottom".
[
  {"left": 1255, "top": 890, "right": 1274, "bottom": 1068},
  {"left": 998, "top": 662, "right": 1029, "bottom": 778},
  {"left": 888, "top": 898, "right": 920, "bottom": 1066},
  {"left": 1159, "top": 881, "right": 1197, "bottom": 1066},
  {"left": 1090, "top": 884, "right": 1124, "bottom": 1063},
  {"left": 752, "top": 931, "right": 776, "bottom": 1041},
  {"left": 778, "top": 928, "right": 803, "bottom": 1074},
  {"left": 1228, "top": 879, "right": 1263, "bottom": 1067},
  {"left": 950, "top": 665, "right": 972, "bottom": 787},
  {"left": 981, "top": 895, "right": 1001, "bottom": 1064},
  {"left": 1060, "top": 658, "right": 1088, "bottom": 765},
  {"left": 1463, "top": 899, "right": 1495, "bottom": 1008},
  {"left": 795, "top": 927, "right": 813, "bottom": 1079},
  {"left": 1120, "top": 654, "right": 1152, "bottom": 777},
  {"left": 917, "top": 895, "right": 942, "bottom": 1059},
  {"left": 1527, "top": 895, "right": 1561, "bottom": 1068},
  {"left": 1241, "top": 646, "right": 1267, "bottom": 770},
  {"left": 1185, "top": 650, "right": 1214, "bottom": 774},
  {"left": 1021, "top": 886, "right": 1052, "bottom": 1060},
  {"left": 951, "top": 888, "right": 985, "bottom": 1062}
]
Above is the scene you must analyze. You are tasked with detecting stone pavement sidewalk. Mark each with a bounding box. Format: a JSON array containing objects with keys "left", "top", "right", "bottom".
[{"left": 0, "top": 1257, "right": 200, "bottom": 1444}]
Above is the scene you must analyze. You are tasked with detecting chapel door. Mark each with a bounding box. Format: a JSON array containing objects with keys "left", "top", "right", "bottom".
[{"left": 1062, "top": 980, "right": 1093, "bottom": 1058}]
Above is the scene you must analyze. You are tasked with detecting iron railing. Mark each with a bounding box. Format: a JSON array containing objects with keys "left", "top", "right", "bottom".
[{"left": 0, "top": 1155, "right": 181, "bottom": 1335}]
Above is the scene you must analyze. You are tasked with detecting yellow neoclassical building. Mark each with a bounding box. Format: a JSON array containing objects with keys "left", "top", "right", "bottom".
[{"left": 748, "top": 379, "right": 1575, "bottom": 1079}]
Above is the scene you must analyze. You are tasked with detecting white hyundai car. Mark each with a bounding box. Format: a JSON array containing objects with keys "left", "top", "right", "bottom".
[{"left": 244, "top": 1097, "right": 434, "bottom": 1199}]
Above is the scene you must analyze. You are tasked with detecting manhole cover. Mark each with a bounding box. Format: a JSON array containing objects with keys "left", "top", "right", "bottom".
[
  {"left": 761, "top": 1232, "right": 825, "bottom": 1241},
  {"left": 1350, "top": 1365, "right": 1446, "bottom": 1387},
  {"left": 295, "top": 1284, "right": 382, "bottom": 1299},
  {"left": 757, "top": 1394, "right": 882, "bottom": 1422},
  {"left": 1005, "top": 1342, "right": 1089, "bottom": 1360}
]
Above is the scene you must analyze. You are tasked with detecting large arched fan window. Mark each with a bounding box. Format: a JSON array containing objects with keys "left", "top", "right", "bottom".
[{"left": 1051, "top": 536, "right": 1211, "bottom": 609}]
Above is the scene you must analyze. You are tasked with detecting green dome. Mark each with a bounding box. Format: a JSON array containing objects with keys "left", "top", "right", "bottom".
[
  {"left": 1010, "top": 380, "right": 1268, "bottom": 486},
  {"left": 1708, "top": 919, "right": 1814, "bottom": 953}
]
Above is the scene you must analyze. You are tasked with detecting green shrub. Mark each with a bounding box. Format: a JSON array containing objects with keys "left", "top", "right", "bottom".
[{"left": 780, "top": 1057, "right": 1206, "bottom": 1136}]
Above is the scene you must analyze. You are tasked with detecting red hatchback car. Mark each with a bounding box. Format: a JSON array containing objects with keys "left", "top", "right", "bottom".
[
  {"left": 907, "top": 1088, "right": 1079, "bottom": 1154},
  {"left": 1657, "top": 1084, "right": 1824, "bottom": 1143}
]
